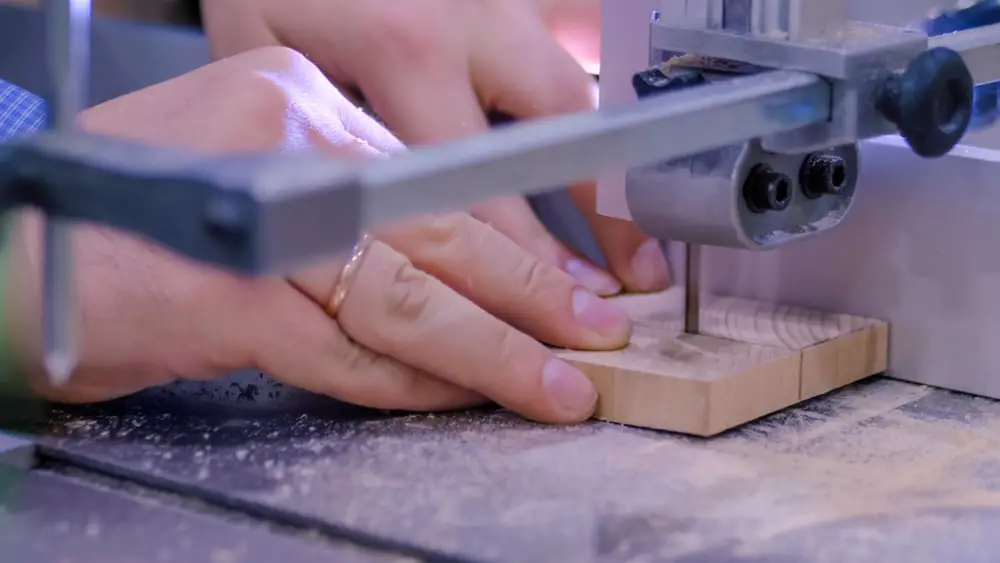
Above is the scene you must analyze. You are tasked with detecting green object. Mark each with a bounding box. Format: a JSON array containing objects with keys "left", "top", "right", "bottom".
[
  {"left": 0, "top": 214, "right": 36, "bottom": 548},
  {"left": 0, "top": 214, "right": 46, "bottom": 435},
  {"left": 0, "top": 214, "right": 19, "bottom": 391},
  {"left": 0, "top": 216, "right": 40, "bottom": 560}
]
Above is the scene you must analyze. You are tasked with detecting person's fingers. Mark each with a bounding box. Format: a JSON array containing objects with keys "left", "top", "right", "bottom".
[
  {"left": 569, "top": 193, "right": 671, "bottom": 292},
  {"left": 200, "top": 0, "right": 282, "bottom": 62},
  {"left": 351, "top": 10, "right": 622, "bottom": 296},
  {"left": 9, "top": 211, "right": 480, "bottom": 411},
  {"left": 335, "top": 240, "right": 599, "bottom": 424},
  {"left": 471, "top": 197, "right": 621, "bottom": 295},
  {"left": 353, "top": 49, "right": 489, "bottom": 145},
  {"left": 475, "top": 20, "right": 671, "bottom": 292},
  {"left": 334, "top": 101, "right": 406, "bottom": 156},
  {"left": 376, "top": 213, "right": 630, "bottom": 349},
  {"left": 245, "top": 278, "right": 485, "bottom": 412}
]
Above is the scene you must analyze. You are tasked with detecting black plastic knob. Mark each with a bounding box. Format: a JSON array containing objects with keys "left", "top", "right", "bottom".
[
  {"left": 632, "top": 67, "right": 705, "bottom": 99},
  {"left": 876, "top": 47, "right": 974, "bottom": 158}
]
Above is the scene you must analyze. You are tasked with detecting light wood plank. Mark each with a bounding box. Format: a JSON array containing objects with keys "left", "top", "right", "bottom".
[{"left": 556, "top": 288, "right": 888, "bottom": 436}]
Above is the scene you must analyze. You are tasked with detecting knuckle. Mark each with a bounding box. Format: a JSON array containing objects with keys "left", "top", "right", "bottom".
[
  {"left": 342, "top": 356, "right": 417, "bottom": 408},
  {"left": 321, "top": 340, "right": 424, "bottom": 410},
  {"left": 226, "top": 46, "right": 323, "bottom": 94},
  {"left": 524, "top": 227, "right": 566, "bottom": 263},
  {"left": 334, "top": 337, "right": 384, "bottom": 380},
  {"left": 218, "top": 48, "right": 349, "bottom": 153},
  {"left": 518, "top": 256, "right": 549, "bottom": 297},
  {"left": 249, "top": 46, "right": 339, "bottom": 96},
  {"left": 236, "top": 77, "right": 291, "bottom": 119},
  {"left": 420, "top": 213, "right": 483, "bottom": 258},
  {"left": 207, "top": 68, "right": 300, "bottom": 150},
  {"left": 421, "top": 213, "right": 467, "bottom": 242},
  {"left": 241, "top": 45, "right": 313, "bottom": 71},
  {"left": 82, "top": 46, "right": 330, "bottom": 153},
  {"left": 384, "top": 258, "right": 435, "bottom": 323},
  {"left": 385, "top": 367, "right": 432, "bottom": 403},
  {"left": 515, "top": 256, "right": 563, "bottom": 314}
]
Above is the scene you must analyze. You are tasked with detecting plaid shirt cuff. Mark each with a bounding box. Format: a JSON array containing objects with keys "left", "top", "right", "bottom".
[{"left": 0, "top": 79, "right": 46, "bottom": 141}]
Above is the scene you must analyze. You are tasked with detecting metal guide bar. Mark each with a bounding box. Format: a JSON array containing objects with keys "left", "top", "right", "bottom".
[
  {"left": 359, "top": 70, "right": 830, "bottom": 229},
  {"left": 932, "top": 22, "right": 1000, "bottom": 85}
]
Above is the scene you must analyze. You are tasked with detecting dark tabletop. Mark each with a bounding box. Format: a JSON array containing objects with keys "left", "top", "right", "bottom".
[{"left": 18, "top": 376, "right": 1000, "bottom": 563}]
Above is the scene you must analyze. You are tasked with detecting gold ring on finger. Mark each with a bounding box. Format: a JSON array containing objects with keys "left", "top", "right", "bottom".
[{"left": 326, "top": 231, "right": 374, "bottom": 317}]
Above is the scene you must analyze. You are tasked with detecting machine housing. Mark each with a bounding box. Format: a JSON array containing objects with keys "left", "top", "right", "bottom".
[{"left": 599, "top": 0, "right": 1000, "bottom": 400}]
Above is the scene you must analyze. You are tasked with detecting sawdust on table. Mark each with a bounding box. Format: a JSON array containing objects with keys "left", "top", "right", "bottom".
[
  {"left": 43, "top": 379, "right": 1000, "bottom": 561},
  {"left": 245, "top": 382, "right": 1000, "bottom": 558}
]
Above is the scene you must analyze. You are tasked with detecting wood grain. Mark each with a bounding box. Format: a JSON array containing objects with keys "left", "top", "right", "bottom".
[{"left": 557, "top": 288, "right": 888, "bottom": 436}]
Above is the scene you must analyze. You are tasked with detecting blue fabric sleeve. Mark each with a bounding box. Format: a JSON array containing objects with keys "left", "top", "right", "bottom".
[{"left": 0, "top": 78, "right": 47, "bottom": 140}]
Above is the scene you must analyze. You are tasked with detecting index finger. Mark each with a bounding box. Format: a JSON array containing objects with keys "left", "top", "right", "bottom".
[{"left": 474, "top": 19, "right": 671, "bottom": 293}]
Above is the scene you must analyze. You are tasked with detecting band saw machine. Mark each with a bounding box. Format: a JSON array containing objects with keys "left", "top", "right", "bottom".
[{"left": 0, "top": 0, "right": 999, "bottom": 561}]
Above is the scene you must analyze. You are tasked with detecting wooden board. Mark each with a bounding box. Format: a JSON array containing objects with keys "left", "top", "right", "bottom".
[{"left": 556, "top": 288, "right": 888, "bottom": 436}]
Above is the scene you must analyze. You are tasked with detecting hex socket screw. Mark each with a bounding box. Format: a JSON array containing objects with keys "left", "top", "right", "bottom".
[
  {"left": 800, "top": 153, "right": 848, "bottom": 199},
  {"left": 743, "top": 165, "right": 792, "bottom": 214}
]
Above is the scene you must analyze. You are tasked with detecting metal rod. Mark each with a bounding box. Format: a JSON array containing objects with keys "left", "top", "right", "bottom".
[
  {"left": 42, "top": 0, "right": 90, "bottom": 386},
  {"left": 41, "top": 218, "right": 75, "bottom": 385},
  {"left": 684, "top": 243, "right": 701, "bottom": 335},
  {"left": 360, "top": 70, "right": 830, "bottom": 229}
]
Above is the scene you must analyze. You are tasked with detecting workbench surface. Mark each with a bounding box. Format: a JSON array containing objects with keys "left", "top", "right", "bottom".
[{"left": 11, "top": 377, "right": 1000, "bottom": 562}]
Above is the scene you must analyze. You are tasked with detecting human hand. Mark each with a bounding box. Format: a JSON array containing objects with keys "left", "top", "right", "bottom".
[
  {"left": 201, "top": 0, "right": 671, "bottom": 297},
  {"left": 5, "top": 48, "right": 630, "bottom": 423}
]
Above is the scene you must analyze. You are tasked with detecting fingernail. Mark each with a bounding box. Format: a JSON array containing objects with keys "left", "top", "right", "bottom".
[
  {"left": 566, "top": 259, "right": 621, "bottom": 296},
  {"left": 542, "top": 358, "right": 597, "bottom": 418},
  {"left": 572, "top": 288, "right": 630, "bottom": 340},
  {"left": 630, "top": 239, "right": 671, "bottom": 292}
]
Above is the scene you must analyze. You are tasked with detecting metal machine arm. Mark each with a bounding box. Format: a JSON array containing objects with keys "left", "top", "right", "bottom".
[
  {"left": 7, "top": 18, "right": 998, "bottom": 267},
  {"left": 1, "top": 0, "right": 998, "bottom": 384},
  {"left": 0, "top": 69, "right": 831, "bottom": 270}
]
